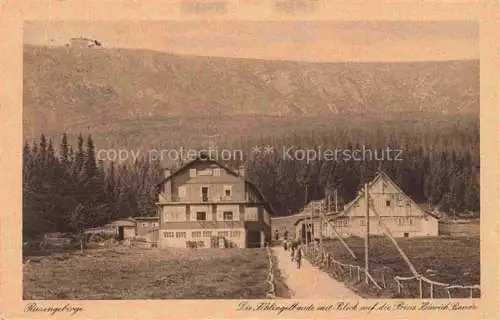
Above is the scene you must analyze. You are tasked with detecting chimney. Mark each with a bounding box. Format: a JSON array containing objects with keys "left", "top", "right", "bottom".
[{"left": 238, "top": 165, "right": 246, "bottom": 177}]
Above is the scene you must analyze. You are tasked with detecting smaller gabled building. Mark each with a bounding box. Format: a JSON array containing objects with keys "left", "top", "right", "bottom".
[
  {"left": 294, "top": 171, "right": 439, "bottom": 240},
  {"left": 134, "top": 216, "right": 160, "bottom": 243},
  {"left": 87, "top": 216, "right": 160, "bottom": 242}
]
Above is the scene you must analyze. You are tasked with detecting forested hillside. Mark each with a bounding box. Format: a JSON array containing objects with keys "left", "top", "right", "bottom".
[{"left": 23, "top": 116, "right": 479, "bottom": 240}]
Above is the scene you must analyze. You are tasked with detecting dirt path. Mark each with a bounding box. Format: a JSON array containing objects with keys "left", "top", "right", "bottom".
[{"left": 272, "top": 246, "right": 360, "bottom": 299}]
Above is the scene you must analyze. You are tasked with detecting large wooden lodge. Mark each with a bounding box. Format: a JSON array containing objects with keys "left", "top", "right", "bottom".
[{"left": 155, "top": 157, "right": 274, "bottom": 248}]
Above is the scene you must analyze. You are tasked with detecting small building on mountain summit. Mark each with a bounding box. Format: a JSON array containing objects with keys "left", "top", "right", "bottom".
[
  {"left": 156, "top": 157, "right": 275, "bottom": 249},
  {"left": 294, "top": 171, "right": 439, "bottom": 241}
]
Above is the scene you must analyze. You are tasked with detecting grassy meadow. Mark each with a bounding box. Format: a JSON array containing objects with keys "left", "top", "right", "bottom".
[
  {"left": 24, "top": 247, "right": 270, "bottom": 300},
  {"left": 315, "top": 235, "right": 480, "bottom": 299}
]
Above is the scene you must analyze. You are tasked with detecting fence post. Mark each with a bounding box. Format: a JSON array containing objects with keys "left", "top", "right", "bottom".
[{"left": 419, "top": 278, "right": 423, "bottom": 299}]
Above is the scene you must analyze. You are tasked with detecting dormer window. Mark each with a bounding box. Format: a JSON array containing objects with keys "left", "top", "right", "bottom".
[
  {"left": 189, "top": 169, "right": 197, "bottom": 177},
  {"left": 201, "top": 187, "right": 209, "bottom": 202},
  {"left": 224, "top": 185, "right": 232, "bottom": 198}
]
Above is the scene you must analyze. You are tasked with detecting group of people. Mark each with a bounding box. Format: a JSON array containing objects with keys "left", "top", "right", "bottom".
[
  {"left": 275, "top": 228, "right": 303, "bottom": 269},
  {"left": 283, "top": 238, "right": 303, "bottom": 270}
]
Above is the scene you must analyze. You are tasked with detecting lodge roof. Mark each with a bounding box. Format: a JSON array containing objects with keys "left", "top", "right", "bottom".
[
  {"left": 156, "top": 155, "right": 277, "bottom": 216},
  {"left": 105, "top": 218, "right": 136, "bottom": 227},
  {"left": 292, "top": 171, "right": 439, "bottom": 225},
  {"left": 133, "top": 216, "right": 159, "bottom": 220}
]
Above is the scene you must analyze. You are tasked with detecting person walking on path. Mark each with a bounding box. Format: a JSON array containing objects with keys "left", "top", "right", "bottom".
[
  {"left": 295, "top": 244, "right": 303, "bottom": 269},
  {"left": 275, "top": 229, "right": 279, "bottom": 241},
  {"left": 271, "top": 246, "right": 360, "bottom": 299},
  {"left": 290, "top": 242, "right": 296, "bottom": 262}
]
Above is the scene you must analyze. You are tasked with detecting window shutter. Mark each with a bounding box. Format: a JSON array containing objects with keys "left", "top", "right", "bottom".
[
  {"left": 217, "top": 211, "right": 223, "bottom": 221},
  {"left": 178, "top": 186, "right": 186, "bottom": 198},
  {"left": 233, "top": 210, "right": 239, "bottom": 221},
  {"left": 189, "top": 169, "right": 197, "bottom": 177}
]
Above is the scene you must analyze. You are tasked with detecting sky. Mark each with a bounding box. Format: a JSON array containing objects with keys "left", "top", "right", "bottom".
[{"left": 23, "top": 21, "right": 478, "bottom": 62}]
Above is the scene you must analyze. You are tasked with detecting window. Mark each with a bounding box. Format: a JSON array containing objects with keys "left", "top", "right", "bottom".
[
  {"left": 176, "top": 232, "right": 187, "bottom": 238},
  {"left": 203, "top": 231, "right": 212, "bottom": 237},
  {"left": 335, "top": 218, "right": 348, "bottom": 227},
  {"left": 217, "top": 231, "right": 229, "bottom": 237},
  {"left": 152, "top": 222, "right": 159, "bottom": 227},
  {"left": 386, "top": 200, "right": 391, "bottom": 207},
  {"left": 201, "top": 187, "right": 209, "bottom": 202},
  {"left": 163, "top": 232, "right": 174, "bottom": 238},
  {"left": 164, "top": 207, "right": 187, "bottom": 221},
  {"left": 245, "top": 208, "right": 258, "bottom": 221},
  {"left": 360, "top": 219, "right": 366, "bottom": 226},
  {"left": 224, "top": 185, "right": 232, "bottom": 198},
  {"left": 223, "top": 211, "right": 233, "bottom": 221},
  {"left": 189, "top": 169, "right": 197, "bottom": 177},
  {"left": 213, "top": 168, "right": 221, "bottom": 176},
  {"left": 141, "top": 222, "right": 149, "bottom": 228},
  {"left": 178, "top": 186, "right": 187, "bottom": 198},
  {"left": 165, "top": 212, "right": 176, "bottom": 221},
  {"left": 192, "top": 231, "right": 202, "bottom": 238},
  {"left": 396, "top": 217, "right": 413, "bottom": 226},
  {"left": 231, "top": 231, "right": 241, "bottom": 238},
  {"left": 197, "top": 169, "right": 213, "bottom": 176},
  {"left": 196, "top": 212, "right": 207, "bottom": 221}
]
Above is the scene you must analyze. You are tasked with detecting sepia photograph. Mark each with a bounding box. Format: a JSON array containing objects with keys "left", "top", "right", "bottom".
[{"left": 21, "top": 20, "right": 481, "bottom": 302}]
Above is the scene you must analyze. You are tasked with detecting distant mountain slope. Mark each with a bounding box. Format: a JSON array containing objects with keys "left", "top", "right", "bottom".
[{"left": 23, "top": 45, "right": 479, "bottom": 142}]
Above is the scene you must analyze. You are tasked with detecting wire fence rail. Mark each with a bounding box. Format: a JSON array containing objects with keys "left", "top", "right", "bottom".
[
  {"left": 394, "top": 275, "right": 481, "bottom": 299},
  {"left": 305, "top": 244, "right": 381, "bottom": 289},
  {"left": 304, "top": 243, "right": 480, "bottom": 299}
]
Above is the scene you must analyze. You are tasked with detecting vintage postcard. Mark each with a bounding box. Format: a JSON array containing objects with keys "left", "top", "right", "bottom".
[{"left": 0, "top": 0, "right": 499, "bottom": 319}]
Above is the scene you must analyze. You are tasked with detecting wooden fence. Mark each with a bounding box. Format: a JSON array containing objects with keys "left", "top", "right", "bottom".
[{"left": 304, "top": 243, "right": 480, "bottom": 299}]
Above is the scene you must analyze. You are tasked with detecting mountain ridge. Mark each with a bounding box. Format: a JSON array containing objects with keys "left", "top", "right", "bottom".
[{"left": 23, "top": 45, "right": 479, "bottom": 142}]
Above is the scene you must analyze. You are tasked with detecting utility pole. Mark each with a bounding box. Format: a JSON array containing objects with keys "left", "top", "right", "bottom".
[
  {"left": 364, "top": 183, "right": 370, "bottom": 284},
  {"left": 319, "top": 201, "right": 323, "bottom": 247},
  {"left": 304, "top": 184, "right": 309, "bottom": 247},
  {"left": 335, "top": 188, "right": 339, "bottom": 212}
]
